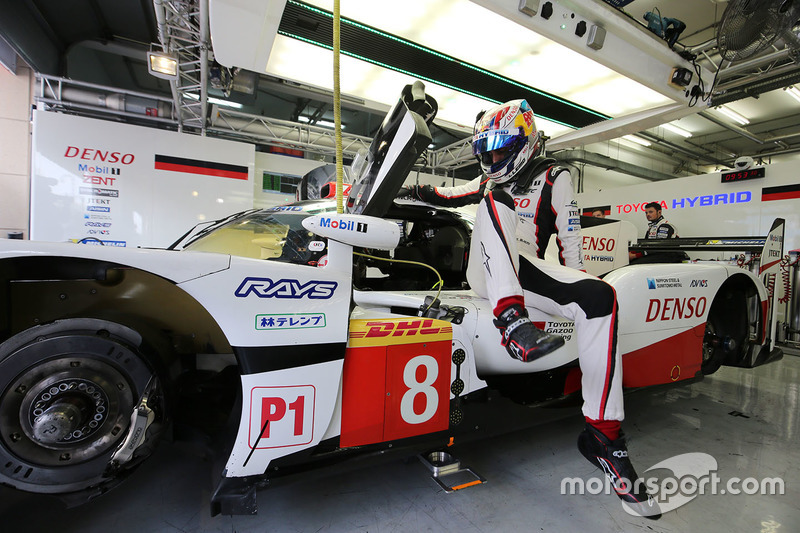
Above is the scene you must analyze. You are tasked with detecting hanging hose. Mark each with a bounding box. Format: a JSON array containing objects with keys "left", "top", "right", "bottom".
[
  {"left": 333, "top": 0, "right": 344, "bottom": 214},
  {"left": 779, "top": 254, "right": 798, "bottom": 304}
]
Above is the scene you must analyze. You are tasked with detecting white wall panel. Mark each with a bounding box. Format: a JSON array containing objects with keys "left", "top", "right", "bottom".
[
  {"left": 30, "top": 110, "right": 254, "bottom": 247},
  {"left": 577, "top": 161, "right": 800, "bottom": 254}
]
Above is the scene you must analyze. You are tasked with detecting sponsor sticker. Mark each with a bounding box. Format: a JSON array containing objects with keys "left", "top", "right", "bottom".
[
  {"left": 80, "top": 187, "right": 119, "bottom": 198},
  {"left": 78, "top": 239, "right": 126, "bottom": 246},
  {"left": 319, "top": 217, "right": 368, "bottom": 233},
  {"left": 647, "top": 277, "right": 682, "bottom": 290},
  {"left": 348, "top": 318, "right": 452, "bottom": 347},
  {"left": 255, "top": 313, "right": 326, "bottom": 330},
  {"left": 234, "top": 277, "right": 337, "bottom": 299}
]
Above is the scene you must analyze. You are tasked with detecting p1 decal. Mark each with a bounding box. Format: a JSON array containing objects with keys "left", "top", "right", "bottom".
[
  {"left": 249, "top": 386, "right": 315, "bottom": 449},
  {"left": 235, "top": 277, "right": 337, "bottom": 299}
]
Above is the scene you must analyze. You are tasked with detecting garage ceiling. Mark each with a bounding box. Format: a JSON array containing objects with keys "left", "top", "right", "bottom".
[{"left": 2, "top": 0, "right": 800, "bottom": 179}]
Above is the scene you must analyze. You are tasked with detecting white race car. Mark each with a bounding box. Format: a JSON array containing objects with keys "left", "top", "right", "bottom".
[{"left": 0, "top": 83, "right": 783, "bottom": 514}]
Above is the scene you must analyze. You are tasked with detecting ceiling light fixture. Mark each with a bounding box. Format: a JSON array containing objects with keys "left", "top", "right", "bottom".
[
  {"left": 715, "top": 105, "right": 749, "bottom": 125},
  {"left": 784, "top": 86, "right": 800, "bottom": 104},
  {"left": 661, "top": 123, "right": 692, "bottom": 138},
  {"left": 622, "top": 134, "right": 651, "bottom": 147},
  {"left": 147, "top": 51, "right": 179, "bottom": 80},
  {"left": 185, "top": 93, "right": 243, "bottom": 109}
]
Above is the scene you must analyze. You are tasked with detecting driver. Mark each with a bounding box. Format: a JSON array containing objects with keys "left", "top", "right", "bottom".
[{"left": 398, "top": 99, "right": 660, "bottom": 519}]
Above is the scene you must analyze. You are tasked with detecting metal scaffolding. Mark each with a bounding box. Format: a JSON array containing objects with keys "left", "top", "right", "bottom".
[{"left": 153, "top": 0, "right": 209, "bottom": 134}]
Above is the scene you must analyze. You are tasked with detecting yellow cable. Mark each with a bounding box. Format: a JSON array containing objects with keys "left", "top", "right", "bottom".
[
  {"left": 353, "top": 251, "right": 444, "bottom": 308},
  {"left": 333, "top": 0, "right": 344, "bottom": 214}
]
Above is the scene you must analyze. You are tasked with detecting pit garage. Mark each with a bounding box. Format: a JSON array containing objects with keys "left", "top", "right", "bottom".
[{"left": 1, "top": 1, "right": 799, "bottom": 531}]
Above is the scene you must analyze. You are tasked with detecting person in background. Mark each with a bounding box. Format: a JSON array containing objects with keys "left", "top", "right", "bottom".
[
  {"left": 398, "top": 99, "right": 660, "bottom": 519},
  {"left": 629, "top": 202, "right": 682, "bottom": 263},
  {"left": 591, "top": 208, "right": 606, "bottom": 218},
  {"left": 643, "top": 202, "right": 677, "bottom": 239}
]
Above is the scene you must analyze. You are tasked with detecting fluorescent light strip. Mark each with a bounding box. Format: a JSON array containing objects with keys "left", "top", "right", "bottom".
[
  {"left": 285, "top": 1, "right": 607, "bottom": 120},
  {"left": 623, "top": 134, "right": 651, "bottom": 146},
  {"left": 662, "top": 123, "right": 692, "bottom": 138},
  {"left": 784, "top": 86, "right": 800, "bottom": 104},
  {"left": 185, "top": 93, "right": 243, "bottom": 109},
  {"left": 281, "top": 31, "right": 581, "bottom": 131},
  {"left": 715, "top": 105, "right": 749, "bottom": 125},
  {"left": 280, "top": 1, "right": 612, "bottom": 128},
  {"left": 298, "top": 116, "right": 341, "bottom": 129}
]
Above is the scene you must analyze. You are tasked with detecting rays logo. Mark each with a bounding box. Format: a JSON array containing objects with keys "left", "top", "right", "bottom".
[{"left": 234, "top": 277, "right": 337, "bottom": 299}]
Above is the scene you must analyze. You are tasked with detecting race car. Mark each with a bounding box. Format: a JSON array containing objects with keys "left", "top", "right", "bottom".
[{"left": 0, "top": 82, "right": 784, "bottom": 514}]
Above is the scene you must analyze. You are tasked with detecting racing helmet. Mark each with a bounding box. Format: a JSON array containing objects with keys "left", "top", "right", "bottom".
[{"left": 472, "top": 99, "right": 542, "bottom": 184}]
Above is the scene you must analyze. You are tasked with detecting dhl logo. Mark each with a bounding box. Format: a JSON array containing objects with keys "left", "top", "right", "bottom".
[{"left": 348, "top": 318, "right": 453, "bottom": 347}]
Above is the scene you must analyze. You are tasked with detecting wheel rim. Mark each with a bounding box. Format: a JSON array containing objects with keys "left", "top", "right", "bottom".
[
  {"left": 3, "top": 357, "right": 134, "bottom": 467},
  {"left": 0, "top": 329, "right": 156, "bottom": 493},
  {"left": 702, "top": 321, "right": 716, "bottom": 366}
]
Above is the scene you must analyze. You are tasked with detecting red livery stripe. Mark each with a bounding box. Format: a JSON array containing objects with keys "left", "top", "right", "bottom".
[
  {"left": 154, "top": 154, "right": 248, "bottom": 180},
  {"left": 762, "top": 184, "right": 800, "bottom": 202}
]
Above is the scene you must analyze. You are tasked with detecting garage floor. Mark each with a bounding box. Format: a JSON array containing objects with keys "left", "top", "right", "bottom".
[{"left": 2, "top": 354, "right": 798, "bottom": 533}]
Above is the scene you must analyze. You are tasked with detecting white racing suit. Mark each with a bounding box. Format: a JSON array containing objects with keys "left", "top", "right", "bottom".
[
  {"left": 645, "top": 215, "right": 678, "bottom": 239},
  {"left": 409, "top": 157, "right": 623, "bottom": 421}
]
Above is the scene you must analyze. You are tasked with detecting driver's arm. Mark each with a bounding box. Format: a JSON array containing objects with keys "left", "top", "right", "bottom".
[{"left": 399, "top": 175, "right": 486, "bottom": 207}]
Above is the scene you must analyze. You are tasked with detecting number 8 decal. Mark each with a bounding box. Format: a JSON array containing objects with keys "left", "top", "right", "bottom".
[{"left": 400, "top": 355, "right": 439, "bottom": 424}]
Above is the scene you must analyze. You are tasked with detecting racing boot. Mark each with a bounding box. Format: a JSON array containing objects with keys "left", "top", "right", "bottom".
[
  {"left": 577, "top": 424, "right": 662, "bottom": 520},
  {"left": 493, "top": 304, "right": 564, "bottom": 362}
]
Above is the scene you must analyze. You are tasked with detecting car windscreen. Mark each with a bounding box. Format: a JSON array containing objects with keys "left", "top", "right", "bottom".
[{"left": 182, "top": 208, "right": 329, "bottom": 265}]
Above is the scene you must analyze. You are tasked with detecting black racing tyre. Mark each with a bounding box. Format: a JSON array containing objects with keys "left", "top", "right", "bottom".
[{"left": 0, "top": 319, "right": 167, "bottom": 496}]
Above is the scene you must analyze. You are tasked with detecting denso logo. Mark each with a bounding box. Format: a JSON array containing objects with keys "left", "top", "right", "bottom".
[
  {"left": 65, "top": 146, "right": 135, "bottom": 164},
  {"left": 582, "top": 236, "right": 616, "bottom": 252},
  {"left": 234, "top": 277, "right": 337, "bottom": 299},
  {"left": 319, "top": 218, "right": 367, "bottom": 233},
  {"left": 646, "top": 297, "right": 707, "bottom": 322}
]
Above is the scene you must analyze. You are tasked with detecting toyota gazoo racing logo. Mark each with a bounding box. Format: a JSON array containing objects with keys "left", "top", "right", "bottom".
[{"left": 234, "top": 277, "right": 337, "bottom": 299}]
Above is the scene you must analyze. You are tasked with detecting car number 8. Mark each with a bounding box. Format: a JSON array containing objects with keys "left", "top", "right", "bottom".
[{"left": 400, "top": 355, "right": 439, "bottom": 424}]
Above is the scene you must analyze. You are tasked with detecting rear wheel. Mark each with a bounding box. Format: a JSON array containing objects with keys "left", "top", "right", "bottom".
[
  {"left": 0, "top": 319, "right": 167, "bottom": 496},
  {"left": 701, "top": 320, "right": 725, "bottom": 375},
  {"left": 701, "top": 285, "right": 750, "bottom": 375}
]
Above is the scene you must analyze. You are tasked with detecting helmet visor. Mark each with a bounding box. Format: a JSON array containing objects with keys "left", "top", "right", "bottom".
[{"left": 472, "top": 130, "right": 524, "bottom": 164}]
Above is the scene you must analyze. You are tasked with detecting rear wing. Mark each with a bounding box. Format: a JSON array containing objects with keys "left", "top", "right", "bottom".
[
  {"left": 581, "top": 218, "right": 786, "bottom": 278},
  {"left": 628, "top": 218, "right": 786, "bottom": 272},
  {"left": 758, "top": 218, "right": 786, "bottom": 276}
]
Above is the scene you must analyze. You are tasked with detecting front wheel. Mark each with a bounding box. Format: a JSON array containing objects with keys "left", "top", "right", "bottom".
[{"left": 0, "top": 319, "right": 167, "bottom": 497}]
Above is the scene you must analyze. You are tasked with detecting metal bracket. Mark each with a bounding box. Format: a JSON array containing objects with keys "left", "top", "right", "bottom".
[{"left": 109, "top": 377, "right": 156, "bottom": 466}]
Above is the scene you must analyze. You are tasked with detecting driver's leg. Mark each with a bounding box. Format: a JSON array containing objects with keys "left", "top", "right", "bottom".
[
  {"left": 466, "top": 190, "right": 563, "bottom": 362},
  {"left": 519, "top": 256, "right": 660, "bottom": 519}
]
